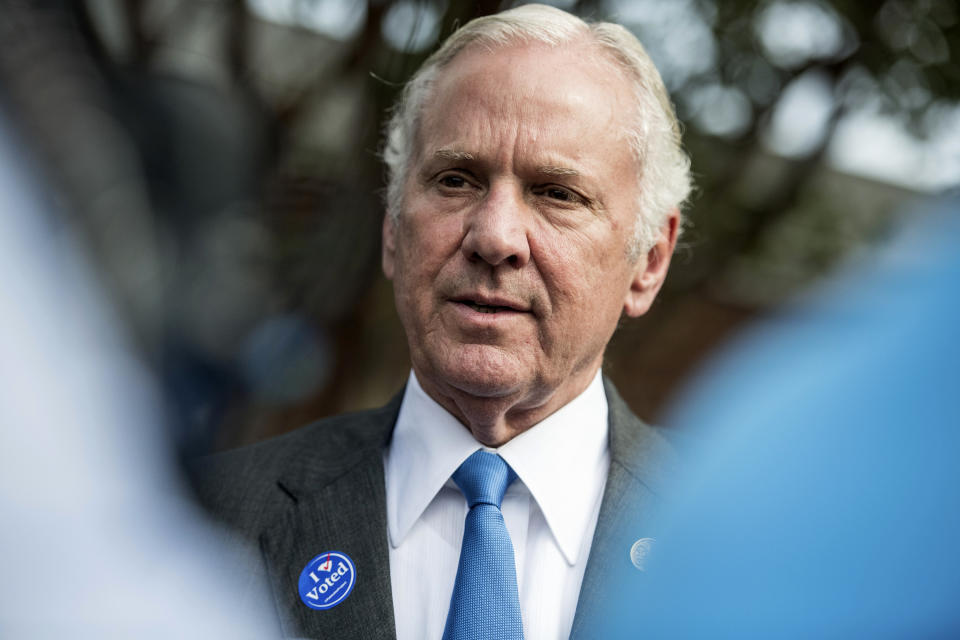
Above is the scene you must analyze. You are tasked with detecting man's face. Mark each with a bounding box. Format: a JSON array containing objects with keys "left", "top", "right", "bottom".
[{"left": 383, "top": 42, "right": 675, "bottom": 431}]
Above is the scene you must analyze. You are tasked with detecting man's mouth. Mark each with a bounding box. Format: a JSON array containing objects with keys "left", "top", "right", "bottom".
[
  {"left": 463, "top": 301, "right": 511, "bottom": 314},
  {"left": 453, "top": 296, "right": 527, "bottom": 315}
]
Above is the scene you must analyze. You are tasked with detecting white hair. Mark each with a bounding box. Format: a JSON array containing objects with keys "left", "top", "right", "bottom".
[{"left": 381, "top": 3, "right": 691, "bottom": 255}]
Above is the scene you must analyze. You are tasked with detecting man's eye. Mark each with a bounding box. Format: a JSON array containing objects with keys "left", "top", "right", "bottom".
[
  {"left": 538, "top": 186, "right": 581, "bottom": 204},
  {"left": 438, "top": 174, "right": 467, "bottom": 188}
]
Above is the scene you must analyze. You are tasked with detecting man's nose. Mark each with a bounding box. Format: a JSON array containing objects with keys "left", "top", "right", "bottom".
[{"left": 460, "top": 183, "right": 530, "bottom": 269}]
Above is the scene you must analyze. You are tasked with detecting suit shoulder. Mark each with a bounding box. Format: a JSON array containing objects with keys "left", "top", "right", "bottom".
[{"left": 190, "top": 398, "right": 399, "bottom": 528}]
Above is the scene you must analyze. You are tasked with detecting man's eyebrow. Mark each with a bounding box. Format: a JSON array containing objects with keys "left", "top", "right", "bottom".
[
  {"left": 434, "top": 149, "right": 476, "bottom": 161},
  {"left": 431, "top": 151, "right": 581, "bottom": 178},
  {"left": 537, "top": 165, "right": 580, "bottom": 177}
]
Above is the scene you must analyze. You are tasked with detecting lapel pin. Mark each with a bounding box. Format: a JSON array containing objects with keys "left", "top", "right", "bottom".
[
  {"left": 298, "top": 551, "right": 357, "bottom": 610},
  {"left": 629, "top": 537, "right": 655, "bottom": 571}
]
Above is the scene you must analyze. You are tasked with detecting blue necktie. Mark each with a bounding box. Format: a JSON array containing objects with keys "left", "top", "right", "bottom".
[{"left": 443, "top": 451, "right": 524, "bottom": 640}]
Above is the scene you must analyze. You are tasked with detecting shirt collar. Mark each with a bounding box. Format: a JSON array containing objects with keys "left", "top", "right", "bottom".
[{"left": 385, "top": 370, "right": 610, "bottom": 566}]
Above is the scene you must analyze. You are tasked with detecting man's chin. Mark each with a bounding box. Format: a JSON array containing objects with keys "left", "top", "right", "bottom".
[{"left": 424, "top": 346, "right": 531, "bottom": 400}]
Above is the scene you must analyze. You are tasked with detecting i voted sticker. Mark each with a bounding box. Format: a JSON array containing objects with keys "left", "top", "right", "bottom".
[{"left": 298, "top": 551, "right": 356, "bottom": 610}]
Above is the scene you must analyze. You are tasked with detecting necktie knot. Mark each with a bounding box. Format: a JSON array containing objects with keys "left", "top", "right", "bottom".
[{"left": 453, "top": 450, "right": 517, "bottom": 510}]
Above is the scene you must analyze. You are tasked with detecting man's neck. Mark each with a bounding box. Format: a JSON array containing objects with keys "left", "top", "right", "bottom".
[{"left": 413, "top": 363, "right": 602, "bottom": 447}]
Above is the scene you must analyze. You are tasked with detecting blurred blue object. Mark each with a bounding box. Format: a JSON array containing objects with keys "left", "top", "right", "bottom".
[
  {"left": 599, "top": 196, "right": 960, "bottom": 638},
  {"left": 0, "top": 116, "right": 277, "bottom": 636}
]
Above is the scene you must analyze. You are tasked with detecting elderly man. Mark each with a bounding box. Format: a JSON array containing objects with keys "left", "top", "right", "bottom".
[{"left": 196, "top": 4, "right": 690, "bottom": 639}]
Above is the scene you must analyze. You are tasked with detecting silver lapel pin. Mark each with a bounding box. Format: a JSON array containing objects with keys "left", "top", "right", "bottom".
[{"left": 630, "top": 537, "right": 655, "bottom": 571}]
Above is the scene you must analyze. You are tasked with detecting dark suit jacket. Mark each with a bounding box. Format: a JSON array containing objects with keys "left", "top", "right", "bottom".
[{"left": 193, "top": 378, "right": 675, "bottom": 639}]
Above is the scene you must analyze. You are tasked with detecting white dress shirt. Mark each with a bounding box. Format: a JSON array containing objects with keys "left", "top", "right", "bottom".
[{"left": 384, "top": 370, "right": 610, "bottom": 640}]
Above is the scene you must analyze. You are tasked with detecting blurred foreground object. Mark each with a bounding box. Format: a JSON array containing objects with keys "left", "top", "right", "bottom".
[
  {"left": 599, "top": 195, "right": 960, "bottom": 637},
  {"left": 0, "top": 76, "right": 276, "bottom": 640}
]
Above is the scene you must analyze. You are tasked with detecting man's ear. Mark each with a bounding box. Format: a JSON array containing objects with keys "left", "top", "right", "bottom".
[
  {"left": 623, "top": 210, "right": 679, "bottom": 318},
  {"left": 382, "top": 213, "right": 397, "bottom": 280}
]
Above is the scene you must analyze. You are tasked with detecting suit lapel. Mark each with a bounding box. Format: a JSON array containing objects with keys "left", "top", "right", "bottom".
[
  {"left": 259, "top": 397, "right": 402, "bottom": 640},
  {"left": 569, "top": 378, "right": 677, "bottom": 639}
]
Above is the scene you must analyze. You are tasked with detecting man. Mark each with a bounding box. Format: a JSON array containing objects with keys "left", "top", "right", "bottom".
[{"left": 196, "top": 4, "right": 691, "bottom": 639}]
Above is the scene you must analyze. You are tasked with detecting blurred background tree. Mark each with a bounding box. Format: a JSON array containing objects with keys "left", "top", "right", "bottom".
[{"left": 6, "top": 0, "right": 957, "bottom": 452}]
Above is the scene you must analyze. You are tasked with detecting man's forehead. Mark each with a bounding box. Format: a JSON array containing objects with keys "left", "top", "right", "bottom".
[
  {"left": 408, "top": 40, "right": 639, "bottom": 183},
  {"left": 431, "top": 40, "right": 617, "bottom": 104},
  {"left": 422, "top": 48, "right": 625, "bottom": 130}
]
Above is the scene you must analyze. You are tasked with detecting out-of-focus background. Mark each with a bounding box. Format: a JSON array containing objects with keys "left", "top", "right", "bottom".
[{"left": 4, "top": 0, "right": 958, "bottom": 455}]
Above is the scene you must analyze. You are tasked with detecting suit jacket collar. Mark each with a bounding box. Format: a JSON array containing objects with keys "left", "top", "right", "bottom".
[
  {"left": 261, "top": 393, "right": 402, "bottom": 640},
  {"left": 569, "top": 377, "right": 677, "bottom": 639}
]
